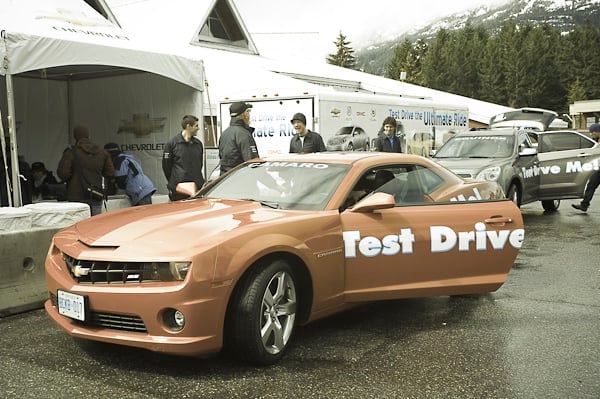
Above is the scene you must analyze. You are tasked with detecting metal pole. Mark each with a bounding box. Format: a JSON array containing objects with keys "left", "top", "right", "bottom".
[
  {"left": 0, "top": 94, "right": 12, "bottom": 207},
  {"left": 6, "top": 73, "right": 22, "bottom": 206}
]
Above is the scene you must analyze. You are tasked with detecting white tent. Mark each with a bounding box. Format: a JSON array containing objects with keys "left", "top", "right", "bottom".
[{"left": 1, "top": 0, "right": 205, "bottom": 206}]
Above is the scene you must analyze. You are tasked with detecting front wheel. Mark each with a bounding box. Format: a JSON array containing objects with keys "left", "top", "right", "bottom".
[
  {"left": 226, "top": 260, "right": 298, "bottom": 366},
  {"left": 506, "top": 183, "right": 521, "bottom": 207},
  {"left": 541, "top": 199, "right": 560, "bottom": 212}
]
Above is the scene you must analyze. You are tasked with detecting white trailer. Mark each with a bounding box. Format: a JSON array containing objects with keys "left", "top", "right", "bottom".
[{"left": 219, "top": 91, "right": 469, "bottom": 157}]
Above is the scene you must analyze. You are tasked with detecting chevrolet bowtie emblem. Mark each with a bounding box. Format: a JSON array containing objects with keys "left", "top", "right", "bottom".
[{"left": 73, "top": 265, "right": 90, "bottom": 277}]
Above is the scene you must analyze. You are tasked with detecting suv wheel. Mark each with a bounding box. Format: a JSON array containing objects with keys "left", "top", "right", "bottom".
[
  {"left": 541, "top": 199, "right": 560, "bottom": 212},
  {"left": 507, "top": 183, "right": 521, "bottom": 207}
]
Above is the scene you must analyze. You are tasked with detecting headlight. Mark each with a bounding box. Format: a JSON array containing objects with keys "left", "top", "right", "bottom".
[
  {"left": 476, "top": 166, "right": 501, "bottom": 181},
  {"left": 170, "top": 261, "right": 190, "bottom": 280}
]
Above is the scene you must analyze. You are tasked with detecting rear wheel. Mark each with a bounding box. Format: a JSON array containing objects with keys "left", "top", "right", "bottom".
[
  {"left": 226, "top": 260, "right": 298, "bottom": 366},
  {"left": 541, "top": 199, "right": 560, "bottom": 212},
  {"left": 506, "top": 183, "right": 521, "bottom": 207}
]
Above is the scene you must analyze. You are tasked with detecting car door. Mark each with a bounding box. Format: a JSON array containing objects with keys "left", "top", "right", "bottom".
[
  {"left": 513, "top": 132, "right": 539, "bottom": 203},
  {"left": 354, "top": 127, "right": 367, "bottom": 150},
  {"left": 536, "top": 132, "right": 600, "bottom": 198},
  {"left": 340, "top": 164, "right": 523, "bottom": 302}
]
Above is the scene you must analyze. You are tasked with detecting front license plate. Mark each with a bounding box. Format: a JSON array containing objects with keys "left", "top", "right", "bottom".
[{"left": 57, "top": 290, "right": 87, "bottom": 321}]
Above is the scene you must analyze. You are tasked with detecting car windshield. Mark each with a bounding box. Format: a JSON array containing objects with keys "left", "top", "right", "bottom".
[
  {"left": 336, "top": 127, "right": 353, "bottom": 135},
  {"left": 200, "top": 161, "right": 350, "bottom": 210},
  {"left": 435, "top": 135, "right": 515, "bottom": 158}
]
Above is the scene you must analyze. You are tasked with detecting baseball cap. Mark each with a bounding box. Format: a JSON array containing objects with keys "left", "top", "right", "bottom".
[{"left": 230, "top": 102, "right": 252, "bottom": 117}]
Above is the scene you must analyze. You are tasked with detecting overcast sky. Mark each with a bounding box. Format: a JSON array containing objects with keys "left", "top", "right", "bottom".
[{"left": 234, "top": 0, "right": 509, "bottom": 61}]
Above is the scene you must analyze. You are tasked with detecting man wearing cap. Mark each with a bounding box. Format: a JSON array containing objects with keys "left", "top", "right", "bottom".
[
  {"left": 219, "top": 101, "right": 259, "bottom": 175},
  {"left": 57, "top": 125, "right": 114, "bottom": 215},
  {"left": 572, "top": 123, "right": 600, "bottom": 212},
  {"left": 162, "top": 114, "right": 205, "bottom": 201},
  {"left": 289, "top": 112, "right": 326, "bottom": 154}
]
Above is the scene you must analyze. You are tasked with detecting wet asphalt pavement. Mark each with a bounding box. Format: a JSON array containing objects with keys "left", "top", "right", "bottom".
[{"left": 1, "top": 197, "right": 599, "bottom": 399}]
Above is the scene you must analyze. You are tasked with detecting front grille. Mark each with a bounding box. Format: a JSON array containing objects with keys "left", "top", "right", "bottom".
[
  {"left": 63, "top": 254, "right": 172, "bottom": 284},
  {"left": 49, "top": 292, "right": 147, "bottom": 333},
  {"left": 457, "top": 173, "right": 473, "bottom": 178}
]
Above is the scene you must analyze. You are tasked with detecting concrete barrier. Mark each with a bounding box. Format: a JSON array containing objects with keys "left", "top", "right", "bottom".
[
  {"left": 0, "top": 227, "right": 62, "bottom": 316},
  {"left": 0, "top": 202, "right": 90, "bottom": 317},
  {"left": 0, "top": 195, "right": 168, "bottom": 317}
]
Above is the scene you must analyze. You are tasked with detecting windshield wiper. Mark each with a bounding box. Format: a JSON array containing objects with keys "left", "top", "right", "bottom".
[{"left": 240, "top": 198, "right": 280, "bottom": 209}]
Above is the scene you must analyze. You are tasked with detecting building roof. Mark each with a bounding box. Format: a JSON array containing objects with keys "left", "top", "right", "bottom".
[{"left": 107, "top": 0, "right": 517, "bottom": 125}]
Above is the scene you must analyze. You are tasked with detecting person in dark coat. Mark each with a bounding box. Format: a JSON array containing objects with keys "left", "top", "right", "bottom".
[
  {"left": 218, "top": 102, "right": 259, "bottom": 175},
  {"left": 57, "top": 125, "right": 115, "bottom": 216},
  {"left": 288, "top": 112, "right": 326, "bottom": 154},
  {"left": 31, "top": 161, "right": 58, "bottom": 201},
  {"left": 0, "top": 153, "right": 33, "bottom": 206},
  {"left": 162, "top": 115, "right": 205, "bottom": 201},
  {"left": 104, "top": 143, "right": 156, "bottom": 206},
  {"left": 374, "top": 116, "right": 402, "bottom": 153},
  {"left": 572, "top": 123, "right": 600, "bottom": 212}
]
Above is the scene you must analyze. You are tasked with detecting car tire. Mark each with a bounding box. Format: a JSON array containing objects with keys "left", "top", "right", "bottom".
[
  {"left": 346, "top": 142, "right": 354, "bottom": 151},
  {"left": 541, "top": 199, "right": 560, "bottom": 212},
  {"left": 226, "top": 260, "right": 298, "bottom": 366},
  {"left": 507, "top": 183, "right": 521, "bottom": 207}
]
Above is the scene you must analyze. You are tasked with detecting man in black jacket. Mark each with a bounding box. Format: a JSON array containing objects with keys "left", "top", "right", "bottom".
[
  {"left": 219, "top": 102, "right": 259, "bottom": 175},
  {"left": 374, "top": 116, "right": 402, "bottom": 153},
  {"left": 289, "top": 112, "right": 326, "bottom": 153},
  {"left": 162, "top": 115, "right": 204, "bottom": 201}
]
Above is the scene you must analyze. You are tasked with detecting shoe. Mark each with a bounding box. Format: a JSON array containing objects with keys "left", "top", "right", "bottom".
[{"left": 572, "top": 204, "right": 588, "bottom": 212}]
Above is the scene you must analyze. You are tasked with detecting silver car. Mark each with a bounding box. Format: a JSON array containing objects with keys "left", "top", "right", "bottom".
[
  {"left": 326, "top": 125, "right": 370, "bottom": 151},
  {"left": 432, "top": 128, "right": 600, "bottom": 211}
]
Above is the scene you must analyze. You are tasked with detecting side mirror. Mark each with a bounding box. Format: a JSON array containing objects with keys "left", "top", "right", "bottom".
[
  {"left": 349, "top": 192, "right": 395, "bottom": 212},
  {"left": 175, "top": 182, "right": 198, "bottom": 197},
  {"left": 519, "top": 147, "right": 537, "bottom": 157},
  {"left": 430, "top": 149, "right": 438, "bottom": 157}
]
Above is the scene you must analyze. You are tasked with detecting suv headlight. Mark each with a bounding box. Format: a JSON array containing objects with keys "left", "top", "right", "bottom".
[{"left": 476, "top": 166, "right": 501, "bottom": 181}]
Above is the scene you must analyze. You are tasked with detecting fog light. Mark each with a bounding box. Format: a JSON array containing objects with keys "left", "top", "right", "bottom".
[
  {"left": 164, "top": 308, "right": 185, "bottom": 331},
  {"left": 174, "top": 310, "right": 185, "bottom": 328}
]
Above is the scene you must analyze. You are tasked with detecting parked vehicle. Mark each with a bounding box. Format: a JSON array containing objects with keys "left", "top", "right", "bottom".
[
  {"left": 432, "top": 127, "right": 600, "bottom": 211},
  {"left": 45, "top": 152, "right": 523, "bottom": 366}
]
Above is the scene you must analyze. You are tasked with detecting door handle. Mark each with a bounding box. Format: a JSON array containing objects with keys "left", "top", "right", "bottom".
[{"left": 484, "top": 216, "right": 513, "bottom": 225}]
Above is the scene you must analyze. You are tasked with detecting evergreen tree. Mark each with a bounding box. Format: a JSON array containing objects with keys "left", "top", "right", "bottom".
[
  {"left": 385, "top": 39, "right": 426, "bottom": 84},
  {"left": 326, "top": 32, "right": 356, "bottom": 69},
  {"left": 567, "top": 77, "right": 587, "bottom": 103},
  {"left": 421, "top": 28, "right": 452, "bottom": 91}
]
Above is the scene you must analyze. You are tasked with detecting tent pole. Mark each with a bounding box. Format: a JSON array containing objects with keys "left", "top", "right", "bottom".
[
  {"left": 198, "top": 60, "right": 207, "bottom": 182},
  {"left": 5, "top": 73, "right": 22, "bottom": 206},
  {"left": 0, "top": 89, "right": 12, "bottom": 207}
]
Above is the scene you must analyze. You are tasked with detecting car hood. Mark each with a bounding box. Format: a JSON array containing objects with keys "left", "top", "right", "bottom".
[
  {"left": 69, "top": 198, "right": 294, "bottom": 250},
  {"left": 434, "top": 157, "right": 506, "bottom": 176}
]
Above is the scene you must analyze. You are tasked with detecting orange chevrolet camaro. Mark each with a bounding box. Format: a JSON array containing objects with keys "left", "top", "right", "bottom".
[{"left": 45, "top": 152, "right": 525, "bottom": 365}]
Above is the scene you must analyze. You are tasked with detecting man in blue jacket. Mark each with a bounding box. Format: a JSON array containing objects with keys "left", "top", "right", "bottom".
[{"left": 105, "top": 143, "right": 156, "bottom": 206}]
